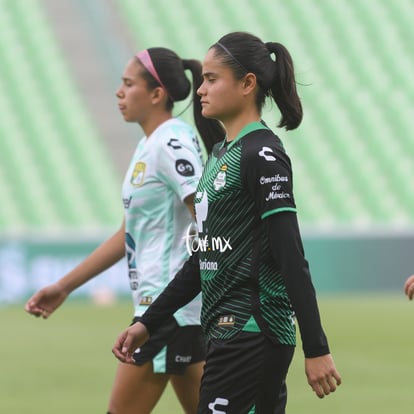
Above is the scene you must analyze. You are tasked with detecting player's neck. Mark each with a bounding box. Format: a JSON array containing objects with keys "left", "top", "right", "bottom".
[
  {"left": 141, "top": 112, "right": 172, "bottom": 138},
  {"left": 223, "top": 112, "right": 261, "bottom": 142}
]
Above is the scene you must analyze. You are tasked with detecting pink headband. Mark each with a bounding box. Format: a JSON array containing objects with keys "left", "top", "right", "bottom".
[{"left": 136, "top": 50, "right": 172, "bottom": 100}]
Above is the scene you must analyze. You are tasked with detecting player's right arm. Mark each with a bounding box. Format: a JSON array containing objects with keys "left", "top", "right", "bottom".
[
  {"left": 112, "top": 252, "right": 201, "bottom": 363},
  {"left": 112, "top": 320, "right": 150, "bottom": 364},
  {"left": 25, "top": 220, "right": 126, "bottom": 319}
]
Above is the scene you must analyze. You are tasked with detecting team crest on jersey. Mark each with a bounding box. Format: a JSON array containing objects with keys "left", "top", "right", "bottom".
[
  {"left": 213, "top": 164, "right": 227, "bottom": 191},
  {"left": 130, "top": 161, "right": 146, "bottom": 187}
]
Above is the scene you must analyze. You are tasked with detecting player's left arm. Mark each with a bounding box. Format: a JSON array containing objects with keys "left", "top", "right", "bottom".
[
  {"left": 265, "top": 212, "right": 341, "bottom": 397},
  {"left": 241, "top": 136, "right": 341, "bottom": 397},
  {"left": 241, "top": 135, "right": 328, "bottom": 355}
]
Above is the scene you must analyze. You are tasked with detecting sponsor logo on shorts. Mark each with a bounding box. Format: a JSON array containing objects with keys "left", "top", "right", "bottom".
[
  {"left": 175, "top": 355, "right": 192, "bottom": 363},
  {"left": 217, "top": 315, "right": 235, "bottom": 327},
  {"left": 208, "top": 397, "right": 229, "bottom": 413}
]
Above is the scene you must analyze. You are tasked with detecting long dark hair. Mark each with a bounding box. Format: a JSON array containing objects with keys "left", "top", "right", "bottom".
[
  {"left": 211, "top": 32, "right": 303, "bottom": 130},
  {"left": 138, "top": 47, "right": 225, "bottom": 153}
]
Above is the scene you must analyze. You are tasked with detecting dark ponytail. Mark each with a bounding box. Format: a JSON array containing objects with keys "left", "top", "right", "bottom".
[
  {"left": 212, "top": 32, "right": 303, "bottom": 131},
  {"left": 265, "top": 42, "right": 303, "bottom": 130},
  {"left": 141, "top": 48, "right": 225, "bottom": 154}
]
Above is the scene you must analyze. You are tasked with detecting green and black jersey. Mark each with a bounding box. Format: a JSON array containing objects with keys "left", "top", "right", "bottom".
[
  {"left": 140, "top": 121, "right": 329, "bottom": 358},
  {"left": 193, "top": 121, "right": 296, "bottom": 345}
]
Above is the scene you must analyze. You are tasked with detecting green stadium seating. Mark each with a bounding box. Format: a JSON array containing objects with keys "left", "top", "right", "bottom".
[
  {"left": 0, "top": 0, "right": 121, "bottom": 232},
  {"left": 1, "top": 0, "right": 413, "bottom": 232},
  {"left": 118, "top": 0, "right": 414, "bottom": 228}
]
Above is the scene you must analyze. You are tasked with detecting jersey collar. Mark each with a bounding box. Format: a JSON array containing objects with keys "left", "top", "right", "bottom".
[{"left": 222, "top": 121, "right": 270, "bottom": 152}]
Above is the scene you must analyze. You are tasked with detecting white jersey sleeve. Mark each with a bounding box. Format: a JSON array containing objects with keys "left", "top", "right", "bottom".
[{"left": 157, "top": 122, "right": 203, "bottom": 201}]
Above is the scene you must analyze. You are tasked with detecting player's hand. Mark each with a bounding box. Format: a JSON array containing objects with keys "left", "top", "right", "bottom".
[
  {"left": 24, "top": 283, "right": 68, "bottom": 319},
  {"left": 112, "top": 322, "right": 149, "bottom": 364},
  {"left": 404, "top": 274, "right": 414, "bottom": 300},
  {"left": 305, "top": 354, "right": 341, "bottom": 398}
]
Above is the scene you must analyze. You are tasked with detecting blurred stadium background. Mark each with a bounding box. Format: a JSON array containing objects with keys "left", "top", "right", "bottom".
[{"left": 0, "top": 0, "right": 413, "bottom": 304}]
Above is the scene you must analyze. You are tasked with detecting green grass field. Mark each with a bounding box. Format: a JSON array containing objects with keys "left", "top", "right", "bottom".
[{"left": 1, "top": 294, "right": 413, "bottom": 413}]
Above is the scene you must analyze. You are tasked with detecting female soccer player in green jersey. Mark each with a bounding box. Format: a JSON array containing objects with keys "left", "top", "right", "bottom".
[
  {"left": 113, "top": 32, "right": 342, "bottom": 413},
  {"left": 25, "top": 48, "right": 224, "bottom": 413}
]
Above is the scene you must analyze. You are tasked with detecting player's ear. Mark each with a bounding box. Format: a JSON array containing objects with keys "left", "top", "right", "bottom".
[
  {"left": 151, "top": 86, "right": 167, "bottom": 104},
  {"left": 242, "top": 73, "right": 257, "bottom": 96}
]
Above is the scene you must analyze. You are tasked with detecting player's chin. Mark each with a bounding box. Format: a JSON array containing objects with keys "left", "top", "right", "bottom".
[
  {"left": 118, "top": 110, "right": 134, "bottom": 122},
  {"left": 122, "top": 114, "right": 137, "bottom": 123},
  {"left": 201, "top": 107, "right": 216, "bottom": 119}
]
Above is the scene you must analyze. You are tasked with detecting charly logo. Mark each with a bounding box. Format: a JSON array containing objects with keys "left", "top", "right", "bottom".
[
  {"left": 258, "top": 146, "right": 277, "bottom": 161},
  {"left": 167, "top": 138, "right": 182, "bottom": 149},
  {"left": 130, "top": 161, "right": 146, "bottom": 187},
  {"left": 208, "top": 397, "right": 229, "bottom": 414},
  {"left": 213, "top": 164, "right": 227, "bottom": 191},
  {"left": 175, "top": 354, "right": 192, "bottom": 363}
]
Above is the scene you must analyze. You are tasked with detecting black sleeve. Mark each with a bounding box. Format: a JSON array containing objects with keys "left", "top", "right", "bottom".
[
  {"left": 265, "top": 212, "right": 330, "bottom": 358},
  {"left": 138, "top": 253, "right": 201, "bottom": 335},
  {"left": 240, "top": 132, "right": 296, "bottom": 219}
]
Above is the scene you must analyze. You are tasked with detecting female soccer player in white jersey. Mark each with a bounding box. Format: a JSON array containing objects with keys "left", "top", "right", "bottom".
[
  {"left": 25, "top": 47, "right": 224, "bottom": 413},
  {"left": 113, "top": 32, "right": 342, "bottom": 413}
]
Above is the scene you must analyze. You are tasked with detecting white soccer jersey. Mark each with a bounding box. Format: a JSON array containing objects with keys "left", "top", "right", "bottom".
[{"left": 122, "top": 118, "right": 203, "bottom": 325}]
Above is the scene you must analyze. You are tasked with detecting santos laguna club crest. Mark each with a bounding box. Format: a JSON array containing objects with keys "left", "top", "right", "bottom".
[
  {"left": 213, "top": 164, "right": 227, "bottom": 191},
  {"left": 130, "top": 161, "right": 146, "bottom": 187}
]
